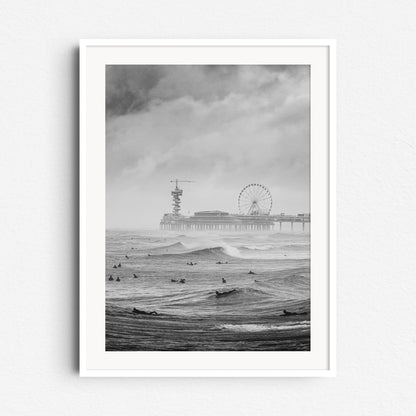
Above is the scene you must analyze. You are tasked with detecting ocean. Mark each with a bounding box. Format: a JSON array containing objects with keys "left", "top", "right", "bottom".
[{"left": 106, "top": 230, "right": 310, "bottom": 351}]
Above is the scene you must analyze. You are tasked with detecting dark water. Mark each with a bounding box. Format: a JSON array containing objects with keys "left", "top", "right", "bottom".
[{"left": 106, "top": 230, "right": 310, "bottom": 351}]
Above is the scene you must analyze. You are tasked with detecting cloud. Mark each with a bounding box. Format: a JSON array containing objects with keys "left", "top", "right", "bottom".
[{"left": 106, "top": 65, "right": 310, "bottom": 228}]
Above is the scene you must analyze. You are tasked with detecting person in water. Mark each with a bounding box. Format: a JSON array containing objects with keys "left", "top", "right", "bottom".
[
  {"left": 109, "top": 275, "right": 114, "bottom": 281},
  {"left": 133, "top": 273, "right": 138, "bottom": 278},
  {"left": 222, "top": 277, "right": 226, "bottom": 283},
  {"left": 216, "top": 289, "right": 236, "bottom": 297},
  {"left": 132, "top": 308, "right": 158, "bottom": 316},
  {"left": 248, "top": 270, "right": 256, "bottom": 275},
  {"left": 116, "top": 277, "right": 120, "bottom": 282}
]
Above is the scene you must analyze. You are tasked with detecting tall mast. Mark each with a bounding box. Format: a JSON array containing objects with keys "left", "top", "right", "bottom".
[
  {"left": 169, "top": 179, "right": 195, "bottom": 216},
  {"left": 171, "top": 182, "right": 183, "bottom": 215}
]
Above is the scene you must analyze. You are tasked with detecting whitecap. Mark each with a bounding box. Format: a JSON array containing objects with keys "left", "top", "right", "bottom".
[{"left": 217, "top": 321, "right": 310, "bottom": 332}]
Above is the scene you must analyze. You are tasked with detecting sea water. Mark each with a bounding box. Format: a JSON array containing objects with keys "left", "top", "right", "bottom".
[{"left": 106, "top": 230, "right": 310, "bottom": 351}]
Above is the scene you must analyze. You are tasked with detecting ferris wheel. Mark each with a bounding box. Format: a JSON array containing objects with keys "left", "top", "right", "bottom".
[{"left": 238, "top": 184, "right": 273, "bottom": 215}]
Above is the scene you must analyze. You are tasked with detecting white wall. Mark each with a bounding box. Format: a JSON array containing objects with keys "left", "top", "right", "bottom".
[{"left": 1, "top": 1, "right": 415, "bottom": 414}]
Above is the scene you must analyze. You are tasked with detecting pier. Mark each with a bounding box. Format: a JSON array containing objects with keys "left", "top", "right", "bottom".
[
  {"left": 160, "top": 211, "right": 310, "bottom": 232},
  {"left": 159, "top": 181, "right": 310, "bottom": 232}
]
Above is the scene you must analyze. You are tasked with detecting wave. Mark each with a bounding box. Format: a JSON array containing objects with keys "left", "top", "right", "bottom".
[
  {"left": 281, "top": 273, "right": 310, "bottom": 288},
  {"left": 155, "top": 242, "right": 186, "bottom": 250},
  {"left": 239, "top": 244, "right": 275, "bottom": 251},
  {"left": 145, "top": 242, "right": 187, "bottom": 254},
  {"left": 238, "top": 243, "right": 309, "bottom": 250},
  {"left": 153, "top": 245, "right": 243, "bottom": 259},
  {"left": 217, "top": 321, "right": 310, "bottom": 332},
  {"left": 280, "top": 243, "right": 310, "bottom": 251},
  {"left": 211, "top": 286, "right": 273, "bottom": 298},
  {"left": 108, "top": 288, "right": 310, "bottom": 318},
  {"left": 150, "top": 242, "right": 309, "bottom": 259},
  {"left": 146, "top": 239, "right": 310, "bottom": 260}
]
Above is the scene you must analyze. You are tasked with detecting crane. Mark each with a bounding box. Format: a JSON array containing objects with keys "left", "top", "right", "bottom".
[{"left": 170, "top": 179, "right": 195, "bottom": 216}]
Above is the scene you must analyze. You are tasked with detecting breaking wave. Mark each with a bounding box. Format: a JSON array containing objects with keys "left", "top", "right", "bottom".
[
  {"left": 153, "top": 244, "right": 243, "bottom": 259},
  {"left": 217, "top": 321, "right": 310, "bottom": 332},
  {"left": 239, "top": 244, "right": 275, "bottom": 251}
]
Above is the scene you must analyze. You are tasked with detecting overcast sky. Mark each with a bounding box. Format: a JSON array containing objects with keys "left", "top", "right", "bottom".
[{"left": 106, "top": 65, "right": 310, "bottom": 229}]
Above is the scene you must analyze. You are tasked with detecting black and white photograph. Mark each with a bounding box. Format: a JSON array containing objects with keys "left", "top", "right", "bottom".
[{"left": 105, "top": 64, "right": 311, "bottom": 351}]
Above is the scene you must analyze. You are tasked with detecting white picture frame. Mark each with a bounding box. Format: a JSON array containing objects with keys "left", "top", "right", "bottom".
[{"left": 80, "top": 39, "right": 336, "bottom": 377}]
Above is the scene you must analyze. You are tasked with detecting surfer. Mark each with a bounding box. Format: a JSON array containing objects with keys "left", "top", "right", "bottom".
[
  {"left": 132, "top": 308, "right": 158, "bottom": 316},
  {"left": 109, "top": 275, "right": 114, "bottom": 281},
  {"left": 216, "top": 289, "right": 236, "bottom": 297},
  {"left": 179, "top": 278, "right": 186, "bottom": 284},
  {"left": 125, "top": 255, "right": 129, "bottom": 259},
  {"left": 118, "top": 262, "right": 122, "bottom": 268},
  {"left": 222, "top": 278, "right": 226, "bottom": 283},
  {"left": 171, "top": 279, "right": 178, "bottom": 282},
  {"left": 113, "top": 265, "right": 117, "bottom": 269},
  {"left": 116, "top": 277, "right": 120, "bottom": 282},
  {"left": 282, "top": 309, "right": 293, "bottom": 315},
  {"left": 133, "top": 273, "right": 138, "bottom": 278},
  {"left": 248, "top": 270, "right": 256, "bottom": 275}
]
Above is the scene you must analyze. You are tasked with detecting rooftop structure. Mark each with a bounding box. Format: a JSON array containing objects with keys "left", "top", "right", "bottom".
[{"left": 194, "top": 210, "right": 229, "bottom": 217}]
